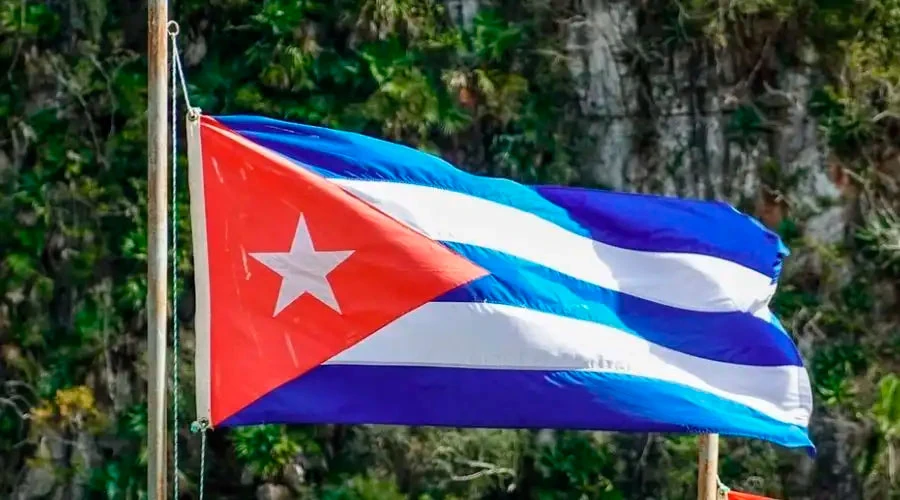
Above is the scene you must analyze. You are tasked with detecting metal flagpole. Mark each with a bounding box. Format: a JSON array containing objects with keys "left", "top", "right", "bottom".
[
  {"left": 697, "top": 433, "right": 720, "bottom": 500},
  {"left": 147, "top": 0, "right": 169, "bottom": 497}
]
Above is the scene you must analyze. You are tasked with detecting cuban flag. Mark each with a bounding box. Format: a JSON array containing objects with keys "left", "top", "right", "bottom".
[{"left": 186, "top": 114, "right": 813, "bottom": 451}]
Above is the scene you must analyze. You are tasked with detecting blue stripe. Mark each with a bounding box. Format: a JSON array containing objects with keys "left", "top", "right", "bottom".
[
  {"left": 212, "top": 115, "right": 787, "bottom": 278},
  {"left": 220, "top": 364, "right": 814, "bottom": 453},
  {"left": 434, "top": 243, "right": 803, "bottom": 367},
  {"left": 534, "top": 186, "right": 788, "bottom": 280}
]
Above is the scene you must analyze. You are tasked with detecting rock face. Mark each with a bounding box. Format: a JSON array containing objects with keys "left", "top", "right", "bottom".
[
  {"left": 566, "top": 0, "right": 839, "bottom": 210},
  {"left": 15, "top": 438, "right": 57, "bottom": 500},
  {"left": 446, "top": 0, "right": 480, "bottom": 28},
  {"left": 256, "top": 483, "right": 293, "bottom": 500},
  {"left": 14, "top": 431, "right": 98, "bottom": 500}
]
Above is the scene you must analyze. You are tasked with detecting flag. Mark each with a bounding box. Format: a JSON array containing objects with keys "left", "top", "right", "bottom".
[
  {"left": 727, "top": 490, "right": 779, "bottom": 500},
  {"left": 186, "top": 114, "right": 813, "bottom": 451}
]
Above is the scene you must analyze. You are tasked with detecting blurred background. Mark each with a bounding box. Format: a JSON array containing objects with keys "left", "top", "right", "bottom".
[{"left": 1, "top": 0, "right": 899, "bottom": 498}]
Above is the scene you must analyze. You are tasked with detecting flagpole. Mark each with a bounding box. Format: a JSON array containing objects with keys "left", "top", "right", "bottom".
[
  {"left": 697, "top": 433, "right": 720, "bottom": 500},
  {"left": 147, "top": 0, "right": 169, "bottom": 497}
]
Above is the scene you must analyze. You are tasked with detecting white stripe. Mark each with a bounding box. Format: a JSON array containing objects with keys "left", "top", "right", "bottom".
[
  {"left": 326, "top": 302, "right": 812, "bottom": 426},
  {"left": 334, "top": 179, "right": 776, "bottom": 313}
]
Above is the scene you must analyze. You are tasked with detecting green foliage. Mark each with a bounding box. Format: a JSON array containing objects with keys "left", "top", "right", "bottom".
[
  {"left": 856, "top": 207, "right": 900, "bottom": 277},
  {"left": 771, "top": 284, "right": 820, "bottom": 319},
  {"left": 88, "top": 404, "right": 149, "bottom": 500},
  {"left": 869, "top": 374, "right": 900, "bottom": 488},
  {"left": 535, "top": 432, "right": 621, "bottom": 499},
  {"left": 808, "top": 87, "right": 874, "bottom": 160},
  {"left": 811, "top": 343, "right": 868, "bottom": 408},
  {"left": 874, "top": 374, "right": 900, "bottom": 440},
  {"left": 726, "top": 105, "right": 767, "bottom": 147},
  {"left": 232, "top": 425, "right": 302, "bottom": 480},
  {"left": 321, "top": 474, "right": 406, "bottom": 500}
]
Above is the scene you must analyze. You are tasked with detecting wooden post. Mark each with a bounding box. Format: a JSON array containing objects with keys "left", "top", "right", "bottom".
[
  {"left": 147, "top": 0, "right": 169, "bottom": 497},
  {"left": 698, "top": 433, "right": 720, "bottom": 500}
]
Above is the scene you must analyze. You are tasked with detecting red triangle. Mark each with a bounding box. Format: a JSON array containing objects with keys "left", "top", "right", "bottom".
[{"left": 197, "top": 117, "right": 488, "bottom": 424}]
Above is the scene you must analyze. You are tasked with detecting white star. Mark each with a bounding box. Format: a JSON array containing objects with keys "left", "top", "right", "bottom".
[{"left": 249, "top": 214, "right": 354, "bottom": 316}]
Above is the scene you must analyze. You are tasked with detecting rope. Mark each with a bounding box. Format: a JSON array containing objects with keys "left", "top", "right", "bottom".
[
  {"left": 168, "top": 21, "right": 198, "bottom": 117},
  {"left": 191, "top": 419, "right": 211, "bottom": 500},
  {"left": 168, "top": 20, "right": 181, "bottom": 500},
  {"left": 717, "top": 476, "right": 730, "bottom": 499},
  {"left": 169, "top": 22, "right": 194, "bottom": 112},
  {"left": 168, "top": 20, "right": 205, "bottom": 500}
]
